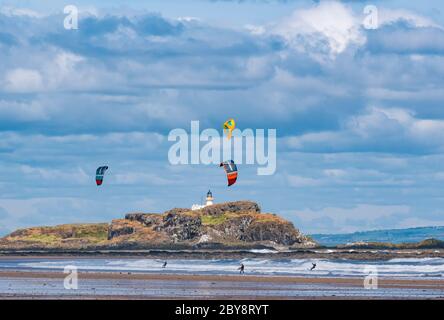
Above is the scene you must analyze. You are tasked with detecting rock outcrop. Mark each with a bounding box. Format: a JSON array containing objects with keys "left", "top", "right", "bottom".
[
  {"left": 197, "top": 201, "right": 261, "bottom": 216},
  {"left": 0, "top": 201, "right": 317, "bottom": 250},
  {"left": 162, "top": 212, "right": 202, "bottom": 242}
]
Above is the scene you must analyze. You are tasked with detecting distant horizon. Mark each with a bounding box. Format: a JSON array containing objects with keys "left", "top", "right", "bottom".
[{"left": 309, "top": 225, "right": 444, "bottom": 236}]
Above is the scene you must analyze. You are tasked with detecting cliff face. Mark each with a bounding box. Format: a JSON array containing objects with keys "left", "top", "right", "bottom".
[{"left": 0, "top": 201, "right": 317, "bottom": 250}]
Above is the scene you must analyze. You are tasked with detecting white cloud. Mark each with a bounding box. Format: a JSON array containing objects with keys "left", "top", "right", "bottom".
[
  {"left": 272, "top": 1, "right": 365, "bottom": 59},
  {"left": 0, "top": 6, "right": 43, "bottom": 18},
  {"left": 20, "top": 165, "right": 90, "bottom": 185},
  {"left": 113, "top": 172, "right": 179, "bottom": 186},
  {"left": 0, "top": 197, "right": 119, "bottom": 234},
  {"left": 4, "top": 68, "right": 43, "bottom": 92},
  {"left": 378, "top": 8, "right": 442, "bottom": 29},
  {"left": 367, "top": 88, "right": 444, "bottom": 102},
  {"left": 287, "top": 175, "right": 322, "bottom": 187},
  {"left": 285, "top": 107, "right": 444, "bottom": 153},
  {"left": 177, "top": 16, "right": 200, "bottom": 23},
  {"left": 48, "top": 52, "right": 85, "bottom": 87},
  {"left": 245, "top": 24, "right": 266, "bottom": 35},
  {"left": 291, "top": 204, "right": 411, "bottom": 233},
  {"left": 323, "top": 169, "right": 347, "bottom": 178},
  {"left": 0, "top": 100, "right": 49, "bottom": 121}
]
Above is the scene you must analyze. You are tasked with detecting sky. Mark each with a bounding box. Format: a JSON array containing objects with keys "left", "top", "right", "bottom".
[{"left": 1, "top": 0, "right": 444, "bottom": 235}]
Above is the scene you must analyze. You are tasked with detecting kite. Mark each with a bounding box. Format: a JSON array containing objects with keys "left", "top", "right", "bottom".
[
  {"left": 220, "top": 160, "right": 238, "bottom": 186},
  {"left": 95, "top": 166, "right": 108, "bottom": 186},
  {"left": 223, "top": 118, "right": 236, "bottom": 140}
]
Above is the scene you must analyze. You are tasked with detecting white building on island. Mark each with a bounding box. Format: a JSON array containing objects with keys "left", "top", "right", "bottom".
[{"left": 191, "top": 190, "right": 214, "bottom": 210}]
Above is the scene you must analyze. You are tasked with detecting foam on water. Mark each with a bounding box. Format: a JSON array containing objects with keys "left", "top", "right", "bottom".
[
  {"left": 0, "top": 257, "right": 442, "bottom": 279},
  {"left": 248, "top": 249, "right": 278, "bottom": 254}
]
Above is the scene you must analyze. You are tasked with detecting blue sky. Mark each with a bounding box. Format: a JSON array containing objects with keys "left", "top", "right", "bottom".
[{"left": 1, "top": 0, "right": 444, "bottom": 235}]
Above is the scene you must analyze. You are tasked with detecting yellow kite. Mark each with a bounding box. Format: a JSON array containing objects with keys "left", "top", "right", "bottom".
[{"left": 223, "top": 118, "right": 236, "bottom": 140}]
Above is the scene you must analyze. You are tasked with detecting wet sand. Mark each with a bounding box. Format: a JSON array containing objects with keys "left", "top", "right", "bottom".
[{"left": 1, "top": 270, "right": 444, "bottom": 299}]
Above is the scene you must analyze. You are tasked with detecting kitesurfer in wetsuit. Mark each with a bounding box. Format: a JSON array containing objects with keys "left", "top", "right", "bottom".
[
  {"left": 162, "top": 261, "right": 167, "bottom": 268},
  {"left": 239, "top": 263, "right": 245, "bottom": 274},
  {"left": 310, "top": 263, "right": 317, "bottom": 271}
]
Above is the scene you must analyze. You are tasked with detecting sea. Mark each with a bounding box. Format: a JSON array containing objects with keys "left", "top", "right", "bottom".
[
  {"left": 310, "top": 226, "right": 444, "bottom": 247},
  {"left": 0, "top": 256, "right": 443, "bottom": 279}
]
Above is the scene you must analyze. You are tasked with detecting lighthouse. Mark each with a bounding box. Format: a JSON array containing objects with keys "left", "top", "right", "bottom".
[
  {"left": 206, "top": 190, "right": 214, "bottom": 206},
  {"left": 191, "top": 190, "right": 215, "bottom": 210}
]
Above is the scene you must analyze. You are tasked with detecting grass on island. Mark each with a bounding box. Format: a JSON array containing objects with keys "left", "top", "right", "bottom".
[
  {"left": 201, "top": 214, "right": 228, "bottom": 225},
  {"left": 7, "top": 223, "right": 109, "bottom": 244},
  {"left": 72, "top": 224, "right": 108, "bottom": 241},
  {"left": 24, "top": 233, "right": 60, "bottom": 244},
  {"left": 200, "top": 212, "right": 287, "bottom": 226}
]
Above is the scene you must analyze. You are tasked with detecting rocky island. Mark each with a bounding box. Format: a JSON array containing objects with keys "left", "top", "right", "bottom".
[
  {"left": 0, "top": 201, "right": 317, "bottom": 252},
  {"left": 2, "top": 200, "right": 443, "bottom": 260}
]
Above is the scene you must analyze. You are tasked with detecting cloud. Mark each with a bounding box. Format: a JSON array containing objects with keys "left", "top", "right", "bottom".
[
  {"left": 1, "top": 3, "right": 442, "bottom": 137},
  {"left": 113, "top": 172, "right": 180, "bottom": 186},
  {"left": 1, "top": 2, "right": 444, "bottom": 236},
  {"left": 271, "top": 1, "right": 365, "bottom": 59},
  {"left": 0, "top": 197, "right": 136, "bottom": 235},
  {"left": 323, "top": 169, "right": 347, "bottom": 177},
  {"left": 4, "top": 68, "right": 43, "bottom": 92},
  {"left": 287, "top": 175, "right": 322, "bottom": 187},
  {"left": 367, "top": 24, "right": 444, "bottom": 55},
  {"left": 285, "top": 107, "right": 444, "bottom": 154},
  {"left": 20, "top": 165, "right": 90, "bottom": 185},
  {"left": 0, "top": 6, "right": 43, "bottom": 18},
  {"left": 0, "top": 100, "right": 49, "bottom": 122},
  {"left": 288, "top": 204, "right": 411, "bottom": 233},
  {"left": 378, "top": 8, "right": 441, "bottom": 29}
]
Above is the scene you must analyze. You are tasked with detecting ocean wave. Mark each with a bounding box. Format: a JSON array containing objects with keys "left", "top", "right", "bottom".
[
  {"left": 248, "top": 249, "right": 278, "bottom": 254},
  {"left": 7, "top": 257, "right": 444, "bottom": 279}
]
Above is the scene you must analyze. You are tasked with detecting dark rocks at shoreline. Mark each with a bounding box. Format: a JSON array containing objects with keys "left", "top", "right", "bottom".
[{"left": 0, "top": 248, "right": 443, "bottom": 261}]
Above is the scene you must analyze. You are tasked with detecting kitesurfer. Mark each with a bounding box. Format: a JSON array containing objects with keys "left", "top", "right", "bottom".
[
  {"left": 220, "top": 160, "right": 238, "bottom": 186},
  {"left": 95, "top": 166, "right": 109, "bottom": 186}
]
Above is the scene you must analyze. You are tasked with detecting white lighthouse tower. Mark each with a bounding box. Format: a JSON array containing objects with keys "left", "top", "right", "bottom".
[
  {"left": 191, "top": 190, "right": 214, "bottom": 210},
  {"left": 205, "top": 190, "right": 213, "bottom": 206}
]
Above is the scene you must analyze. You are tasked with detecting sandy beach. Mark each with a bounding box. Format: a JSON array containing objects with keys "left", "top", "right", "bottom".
[{"left": 1, "top": 269, "right": 444, "bottom": 299}]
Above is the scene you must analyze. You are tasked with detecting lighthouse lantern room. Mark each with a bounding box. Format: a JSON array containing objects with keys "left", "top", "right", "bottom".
[{"left": 206, "top": 190, "right": 214, "bottom": 206}]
